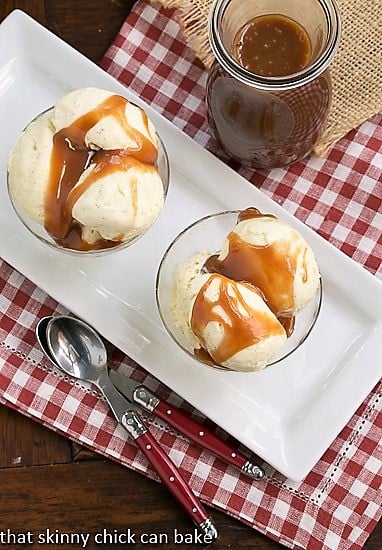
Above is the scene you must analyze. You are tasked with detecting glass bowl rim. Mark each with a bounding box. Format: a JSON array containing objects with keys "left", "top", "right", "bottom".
[
  {"left": 7, "top": 105, "right": 170, "bottom": 257},
  {"left": 156, "top": 209, "right": 323, "bottom": 372}
]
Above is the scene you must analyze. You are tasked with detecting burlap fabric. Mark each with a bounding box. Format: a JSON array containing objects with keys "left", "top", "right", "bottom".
[{"left": 152, "top": 0, "right": 382, "bottom": 155}]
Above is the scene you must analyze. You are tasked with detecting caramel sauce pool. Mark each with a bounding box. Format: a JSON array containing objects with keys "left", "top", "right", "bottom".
[
  {"left": 44, "top": 95, "right": 157, "bottom": 251},
  {"left": 233, "top": 14, "right": 311, "bottom": 77}
]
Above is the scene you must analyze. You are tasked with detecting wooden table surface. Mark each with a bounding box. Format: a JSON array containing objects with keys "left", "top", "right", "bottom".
[{"left": 0, "top": 2, "right": 380, "bottom": 549}]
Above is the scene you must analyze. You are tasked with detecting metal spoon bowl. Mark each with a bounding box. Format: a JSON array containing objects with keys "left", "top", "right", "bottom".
[{"left": 46, "top": 316, "right": 107, "bottom": 383}]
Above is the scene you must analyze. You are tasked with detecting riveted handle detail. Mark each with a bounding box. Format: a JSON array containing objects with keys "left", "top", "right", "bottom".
[
  {"left": 154, "top": 400, "right": 264, "bottom": 480},
  {"left": 121, "top": 409, "right": 218, "bottom": 539},
  {"left": 133, "top": 386, "right": 160, "bottom": 412}
]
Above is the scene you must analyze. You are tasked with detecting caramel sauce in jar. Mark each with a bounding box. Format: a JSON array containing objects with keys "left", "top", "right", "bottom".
[
  {"left": 234, "top": 15, "right": 311, "bottom": 77},
  {"left": 207, "top": 0, "right": 340, "bottom": 169}
]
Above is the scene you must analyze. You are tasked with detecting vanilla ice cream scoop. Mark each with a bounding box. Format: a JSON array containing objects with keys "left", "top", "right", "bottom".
[
  {"left": 7, "top": 111, "right": 53, "bottom": 226},
  {"left": 8, "top": 87, "right": 166, "bottom": 251},
  {"left": 171, "top": 253, "right": 287, "bottom": 371},
  {"left": 210, "top": 208, "right": 320, "bottom": 317}
]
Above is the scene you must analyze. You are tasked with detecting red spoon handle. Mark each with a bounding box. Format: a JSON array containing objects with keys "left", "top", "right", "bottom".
[
  {"left": 121, "top": 410, "right": 217, "bottom": 541},
  {"left": 154, "top": 400, "right": 263, "bottom": 479}
]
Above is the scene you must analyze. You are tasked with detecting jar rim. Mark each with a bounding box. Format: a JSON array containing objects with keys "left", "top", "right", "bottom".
[{"left": 208, "top": 0, "right": 341, "bottom": 90}]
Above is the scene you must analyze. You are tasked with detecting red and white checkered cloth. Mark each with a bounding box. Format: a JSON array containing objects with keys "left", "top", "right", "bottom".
[{"left": 1, "top": 1, "right": 381, "bottom": 549}]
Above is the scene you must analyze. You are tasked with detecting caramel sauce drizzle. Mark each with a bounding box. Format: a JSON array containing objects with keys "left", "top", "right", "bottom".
[
  {"left": 191, "top": 274, "right": 285, "bottom": 365},
  {"left": 193, "top": 207, "right": 309, "bottom": 364},
  {"left": 207, "top": 231, "right": 296, "bottom": 315},
  {"left": 205, "top": 208, "right": 303, "bottom": 318},
  {"left": 44, "top": 94, "right": 157, "bottom": 251}
]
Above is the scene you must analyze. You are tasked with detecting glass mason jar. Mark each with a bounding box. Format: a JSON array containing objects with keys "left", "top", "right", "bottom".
[{"left": 206, "top": 0, "right": 341, "bottom": 169}]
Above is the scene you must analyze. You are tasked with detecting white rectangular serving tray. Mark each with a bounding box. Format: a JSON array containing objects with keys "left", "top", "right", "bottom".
[{"left": 1, "top": 10, "right": 381, "bottom": 481}]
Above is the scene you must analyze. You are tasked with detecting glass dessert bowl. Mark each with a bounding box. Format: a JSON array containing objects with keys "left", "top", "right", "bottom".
[
  {"left": 156, "top": 209, "right": 322, "bottom": 372},
  {"left": 7, "top": 88, "right": 170, "bottom": 256}
]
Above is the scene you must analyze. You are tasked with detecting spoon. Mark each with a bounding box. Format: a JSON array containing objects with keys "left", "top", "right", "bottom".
[
  {"left": 36, "top": 316, "right": 59, "bottom": 367},
  {"left": 44, "top": 315, "right": 218, "bottom": 541},
  {"left": 37, "top": 316, "right": 264, "bottom": 481}
]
